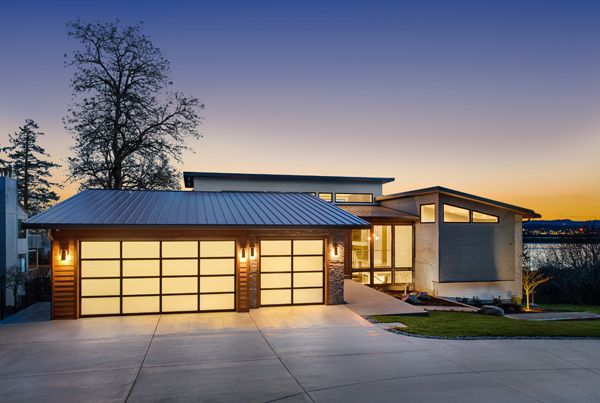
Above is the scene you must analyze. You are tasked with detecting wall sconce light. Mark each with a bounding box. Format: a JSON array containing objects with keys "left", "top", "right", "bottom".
[
  {"left": 59, "top": 241, "right": 69, "bottom": 261},
  {"left": 240, "top": 247, "right": 247, "bottom": 262},
  {"left": 250, "top": 246, "right": 256, "bottom": 260},
  {"left": 332, "top": 243, "right": 340, "bottom": 259}
]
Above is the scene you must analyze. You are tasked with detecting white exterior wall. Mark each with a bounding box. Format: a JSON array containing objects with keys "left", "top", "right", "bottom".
[{"left": 192, "top": 177, "right": 383, "bottom": 198}]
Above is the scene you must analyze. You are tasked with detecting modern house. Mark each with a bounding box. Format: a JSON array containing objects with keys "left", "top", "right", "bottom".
[{"left": 24, "top": 171, "right": 539, "bottom": 319}]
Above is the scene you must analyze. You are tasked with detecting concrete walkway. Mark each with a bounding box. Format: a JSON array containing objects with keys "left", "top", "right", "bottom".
[
  {"left": 343, "top": 279, "right": 427, "bottom": 316},
  {"left": 0, "top": 302, "right": 51, "bottom": 324},
  {"left": 0, "top": 304, "right": 599, "bottom": 402}
]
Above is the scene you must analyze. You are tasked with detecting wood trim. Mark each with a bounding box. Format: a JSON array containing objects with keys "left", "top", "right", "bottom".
[
  {"left": 52, "top": 241, "right": 78, "bottom": 319},
  {"left": 237, "top": 239, "right": 249, "bottom": 312}
]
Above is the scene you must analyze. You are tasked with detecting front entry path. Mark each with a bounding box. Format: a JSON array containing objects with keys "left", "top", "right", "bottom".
[
  {"left": 0, "top": 305, "right": 599, "bottom": 402},
  {"left": 343, "top": 279, "right": 427, "bottom": 316}
]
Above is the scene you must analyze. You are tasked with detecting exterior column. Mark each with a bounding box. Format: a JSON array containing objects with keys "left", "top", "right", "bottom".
[{"left": 51, "top": 239, "right": 78, "bottom": 319}]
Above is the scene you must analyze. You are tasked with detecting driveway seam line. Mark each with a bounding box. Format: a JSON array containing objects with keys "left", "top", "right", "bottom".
[
  {"left": 124, "top": 315, "right": 161, "bottom": 402},
  {"left": 248, "top": 312, "right": 316, "bottom": 403}
]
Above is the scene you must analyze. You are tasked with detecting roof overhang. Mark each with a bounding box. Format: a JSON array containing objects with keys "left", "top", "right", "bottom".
[
  {"left": 377, "top": 186, "right": 541, "bottom": 219},
  {"left": 183, "top": 171, "right": 395, "bottom": 188}
]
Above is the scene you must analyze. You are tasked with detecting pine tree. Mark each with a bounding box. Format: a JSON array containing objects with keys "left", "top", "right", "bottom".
[{"left": 3, "top": 119, "right": 61, "bottom": 214}]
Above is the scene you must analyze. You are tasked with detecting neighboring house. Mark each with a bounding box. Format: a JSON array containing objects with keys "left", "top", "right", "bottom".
[
  {"left": 0, "top": 172, "right": 30, "bottom": 315},
  {"left": 24, "top": 171, "right": 539, "bottom": 319}
]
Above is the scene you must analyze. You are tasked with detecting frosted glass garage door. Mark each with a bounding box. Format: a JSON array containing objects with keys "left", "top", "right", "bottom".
[
  {"left": 79, "top": 240, "right": 235, "bottom": 316},
  {"left": 260, "top": 239, "right": 324, "bottom": 306}
]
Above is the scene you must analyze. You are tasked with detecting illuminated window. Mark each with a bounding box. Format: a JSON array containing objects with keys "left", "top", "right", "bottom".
[
  {"left": 373, "top": 225, "right": 392, "bottom": 268},
  {"left": 351, "top": 229, "right": 370, "bottom": 269},
  {"left": 394, "top": 271, "right": 413, "bottom": 284},
  {"left": 472, "top": 210, "right": 499, "bottom": 223},
  {"left": 352, "top": 271, "right": 371, "bottom": 284},
  {"left": 420, "top": 204, "right": 436, "bottom": 223},
  {"left": 335, "top": 193, "right": 373, "bottom": 203},
  {"left": 373, "top": 271, "right": 392, "bottom": 284},
  {"left": 394, "top": 225, "right": 413, "bottom": 268},
  {"left": 318, "top": 192, "right": 333, "bottom": 202},
  {"left": 443, "top": 204, "right": 470, "bottom": 222}
]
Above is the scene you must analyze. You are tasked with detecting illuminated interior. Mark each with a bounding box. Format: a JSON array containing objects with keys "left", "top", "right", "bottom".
[
  {"left": 472, "top": 210, "right": 499, "bottom": 223},
  {"left": 352, "top": 225, "right": 414, "bottom": 286},
  {"left": 260, "top": 239, "right": 324, "bottom": 305},
  {"left": 334, "top": 193, "right": 373, "bottom": 203},
  {"left": 443, "top": 204, "right": 470, "bottom": 222},
  {"left": 420, "top": 204, "right": 436, "bottom": 223},
  {"left": 318, "top": 192, "right": 332, "bottom": 202},
  {"left": 79, "top": 240, "right": 236, "bottom": 316}
]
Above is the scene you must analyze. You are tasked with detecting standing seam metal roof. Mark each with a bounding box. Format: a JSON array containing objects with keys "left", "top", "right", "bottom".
[{"left": 24, "top": 189, "right": 370, "bottom": 228}]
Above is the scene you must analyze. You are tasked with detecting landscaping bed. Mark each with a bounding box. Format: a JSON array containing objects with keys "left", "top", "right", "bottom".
[{"left": 372, "top": 311, "right": 600, "bottom": 338}]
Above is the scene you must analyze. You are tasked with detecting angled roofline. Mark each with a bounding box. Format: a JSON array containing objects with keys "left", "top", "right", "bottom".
[
  {"left": 377, "top": 186, "right": 541, "bottom": 219},
  {"left": 183, "top": 171, "right": 395, "bottom": 188}
]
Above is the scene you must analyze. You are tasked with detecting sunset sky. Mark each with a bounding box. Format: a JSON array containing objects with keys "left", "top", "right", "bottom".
[{"left": 0, "top": 0, "right": 598, "bottom": 220}]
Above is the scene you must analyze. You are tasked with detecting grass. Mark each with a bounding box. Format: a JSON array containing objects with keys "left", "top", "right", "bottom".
[
  {"left": 373, "top": 311, "right": 600, "bottom": 338},
  {"left": 539, "top": 304, "right": 600, "bottom": 314}
]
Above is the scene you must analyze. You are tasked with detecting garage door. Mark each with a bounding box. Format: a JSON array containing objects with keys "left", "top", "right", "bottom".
[
  {"left": 79, "top": 240, "right": 236, "bottom": 316},
  {"left": 260, "top": 239, "right": 324, "bottom": 306}
]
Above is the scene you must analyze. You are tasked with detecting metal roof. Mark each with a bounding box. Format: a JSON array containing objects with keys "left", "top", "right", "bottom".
[
  {"left": 24, "top": 190, "right": 370, "bottom": 228},
  {"left": 338, "top": 205, "right": 418, "bottom": 221},
  {"left": 183, "top": 171, "right": 395, "bottom": 188},
  {"left": 377, "top": 186, "right": 541, "bottom": 218}
]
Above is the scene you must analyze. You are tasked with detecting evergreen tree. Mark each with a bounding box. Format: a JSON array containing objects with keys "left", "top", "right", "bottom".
[{"left": 3, "top": 119, "right": 61, "bottom": 214}]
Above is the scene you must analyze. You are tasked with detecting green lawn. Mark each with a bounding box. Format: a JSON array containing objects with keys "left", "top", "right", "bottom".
[
  {"left": 373, "top": 311, "right": 600, "bottom": 338},
  {"left": 539, "top": 304, "right": 600, "bottom": 314}
]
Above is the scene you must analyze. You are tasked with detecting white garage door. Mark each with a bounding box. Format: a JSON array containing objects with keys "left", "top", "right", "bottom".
[
  {"left": 79, "top": 240, "right": 236, "bottom": 316},
  {"left": 260, "top": 239, "right": 324, "bottom": 306}
]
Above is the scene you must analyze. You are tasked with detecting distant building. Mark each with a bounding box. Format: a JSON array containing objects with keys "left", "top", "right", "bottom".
[{"left": 0, "top": 170, "right": 29, "bottom": 316}]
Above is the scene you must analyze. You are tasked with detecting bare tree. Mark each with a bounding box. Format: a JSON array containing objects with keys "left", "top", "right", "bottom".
[
  {"left": 4, "top": 265, "right": 26, "bottom": 311},
  {"left": 64, "top": 20, "right": 203, "bottom": 190},
  {"left": 522, "top": 268, "right": 551, "bottom": 311}
]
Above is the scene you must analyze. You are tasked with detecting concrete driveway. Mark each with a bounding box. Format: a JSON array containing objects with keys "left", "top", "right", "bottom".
[{"left": 1, "top": 305, "right": 600, "bottom": 402}]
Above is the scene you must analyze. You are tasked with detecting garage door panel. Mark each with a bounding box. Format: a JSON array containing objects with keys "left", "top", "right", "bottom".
[
  {"left": 81, "top": 297, "right": 120, "bottom": 315},
  {"left": 162, "top": 241, "right": 198, "bottom": 258},
  {"left": 200, "top": 258, "right": 235, "bottom": 275},
  {"left": 162, "top": 277, "right": 198, "bottom": 294},
  {"left": 80, "top": 242, "right": 120, "bottom": 259},
  {"left": 293, "top": 256, "right": 323, "bottom": 271},
  {"left": 200, "top": 241, "right": 235, "bottom": 258},
  {"left": 200, "top": 276, "right": 235, "bottom": 293},
  {"left": 123, "top": 296, "right": 160, "bottom": 314},
  {"left": 261, "top": 240, "right": 292, "bottom": 256},
  {"left": 261, "top": 289, "right": 292, "bottom": 305},
  {"left": 200, "top": 293, "right": 235, "bottom": 311},
  {"left": 81, "top": 260, "right": 120, "bottom": 278},
  {"left": 122, "top": 241, "right": 160, "bottom": 259},
  {"left": 162, "top": 295, "right": 198, "bottom": 312},
  {"left": 261, "top": 273, "right": 291, "bottom": 289},
  {"left": 81, "top": 279, "right": 120, "bottom": 296},
  {"left": 122, "top": 260, "right": 160, "bottom": 277},
  {"left": 122, "top": 278, "right": 160, "bottom": 295},
  {"left": 293, "top": 240, "right": 323, "bottom": 255},
  {"left": 293, "top": 272, "right": 323, "bottom": 288},
  {"left": 293, "top": 288, "right": 323, "bottom": 304},
  {"left": 163, "top": 259, "right": 198, "bottom": 276},
  {"left": 261, "top": 257, "right": 292, "bottom": 272}
]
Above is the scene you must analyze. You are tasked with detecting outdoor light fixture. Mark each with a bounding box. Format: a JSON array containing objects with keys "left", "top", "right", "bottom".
[
  {"left": 60, "top": 248, "right": 69, "bottom": 261},
  {"left": 332, "top": 244, "right": 340, "bottom": 259},
  {"left": 250, "top": 246, "right": 256, "bottom": 259},
  {"left": 240, "top": 247, "right": 247, "bottom": 262}
]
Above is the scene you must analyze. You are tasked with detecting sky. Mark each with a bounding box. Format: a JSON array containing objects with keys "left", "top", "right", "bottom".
[{"left": 0, "top": 0, "right": 599, "bottom": 220}]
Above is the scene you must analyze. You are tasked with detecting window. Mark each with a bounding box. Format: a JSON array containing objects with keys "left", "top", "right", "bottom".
[
  {"left": 373, "top": 271, "right": 392, "bottom": 284},
  {"left": 318, "top": 193, "right": 332, "bottom": 202},
  {"left": 351, "top": 229, "right": 370, "bottom": 268},
  {"left": 373, "top": 225, "right": 392, "bottom": 268},
  {"left": 334, "top": 193, "right": 373, "bottom": 203},
  {"left": 420, "top": 204, "right": 436, "bottom": 223},
  {"left": 443, "top": 204, "right": 470, "bottom": 223},
  {"left": 473, "top": 210, "right": 499, "bottom": 223},
  {"left": 352, "top": 271, "right": 370, "bottom": 284},
  {"left": 18, "top": 220, "right": 26, "bottom": 239},
  {"left": 394, "top": 225, "right": 413, "bottom": 268}
]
